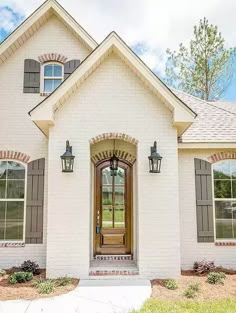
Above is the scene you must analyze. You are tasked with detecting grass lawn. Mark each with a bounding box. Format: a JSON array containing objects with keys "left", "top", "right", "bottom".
[{"left": 133, "top": 298, "right": 236, "bottom": 313}]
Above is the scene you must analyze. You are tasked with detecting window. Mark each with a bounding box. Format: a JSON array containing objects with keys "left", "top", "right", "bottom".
[
  {"left": 0, "top": 161, "right": 25, "bottom": 241},
  {"left": 213, "top": 160, "right": 236, "bottom": 239},
  {"left": 43, "top": 63, "right": 63, "bottom": 93}
]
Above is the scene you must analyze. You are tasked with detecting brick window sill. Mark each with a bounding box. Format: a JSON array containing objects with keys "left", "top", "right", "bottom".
[
  {"left": 0, "top": 242, "right": 25, "bottom": 248},
  {"left": 215, "top": 241, "right": 236, "bottom": 246}
]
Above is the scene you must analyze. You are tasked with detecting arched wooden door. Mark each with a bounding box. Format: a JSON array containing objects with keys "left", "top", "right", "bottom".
[{"left": 94, "top": 160, "right": 132, "bottom": 255}]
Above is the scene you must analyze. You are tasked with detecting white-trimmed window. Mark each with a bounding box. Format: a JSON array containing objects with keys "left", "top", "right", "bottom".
[
  {"left": 0, "top": 161, "right": 26, "bottom": 241},
  {"left": 43, "top": 62, "right": 63, "bottom": 93},
  {"left": 213, "top": 160, "right": 236, "bottom": 239}
]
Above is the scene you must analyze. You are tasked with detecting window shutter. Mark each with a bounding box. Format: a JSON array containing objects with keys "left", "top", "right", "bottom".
[
  {"left": 25, "top": 158, "right": 45, "bottom": 244},
  {"left": 64, "top": 59, "right": 80, "bottom": 79},
  {"left": 194, "top": 158, "right": 214, "bottom": 242},
  {"left": 23, "top": 59, "right": 40, "bottom": 93}
]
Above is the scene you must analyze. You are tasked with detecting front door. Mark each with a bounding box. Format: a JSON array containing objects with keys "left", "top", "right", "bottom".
[{"left": 94, "top": 160, "right": 132, "bottom": 255}]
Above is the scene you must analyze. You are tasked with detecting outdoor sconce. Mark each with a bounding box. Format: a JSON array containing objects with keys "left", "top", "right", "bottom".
[
  {"left": 110, "top": 154, "right": 119, "bottom": 176},
  {"left": 60, "top": 140, "right": 75, "bottom": 173},
  {"left": 148, "top": 141, "right": 162, "bottom": 173}
]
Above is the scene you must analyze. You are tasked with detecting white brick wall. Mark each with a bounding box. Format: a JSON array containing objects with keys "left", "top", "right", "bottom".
[
  {"left": 179, "top": 149, "right": 236, "bottom": 270},
  {"left": 0, "top": 15, "right": 90, "bottom": 269},
  {"left": 47, "top": 52, "right": 181, "bottom": 279}
]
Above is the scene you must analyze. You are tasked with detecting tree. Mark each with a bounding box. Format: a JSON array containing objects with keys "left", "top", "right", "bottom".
[{"left": 165, "top": 18, "right": 235, "bottom": 101}]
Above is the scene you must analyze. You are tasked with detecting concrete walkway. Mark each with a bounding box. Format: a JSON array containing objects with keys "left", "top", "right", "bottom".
[{"left": 0, "top": 279, "right": 151, "bottom": 313}]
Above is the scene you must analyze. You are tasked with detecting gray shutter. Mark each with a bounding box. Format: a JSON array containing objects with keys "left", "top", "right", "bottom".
[
  {"left": 23, "top": 59, "right": 40, "bottom": 93},
  {"left": 194, "top": 158, "right": 214, "bottom": 242},
  {"left": 25, "top": 158, "right": 45, "bottom": 244},
  {"left": 64, "top": 59, "right": 80, "bottom": 79}
]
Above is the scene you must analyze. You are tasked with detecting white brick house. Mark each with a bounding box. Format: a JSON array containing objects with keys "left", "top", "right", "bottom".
[{"left": 0, "top": 0, "right": 236, "bottom": 279}]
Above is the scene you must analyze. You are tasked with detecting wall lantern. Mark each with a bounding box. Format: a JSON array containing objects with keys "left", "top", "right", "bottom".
[
  {"left": 148, "top": 141, "right": 162, "bottom": 173},
  {"left": 110, "top": 154, "right": 119, "bottom": 176},
  {"left": 109, "top": 139, "right": 119, "bottom": 176},
  {"left": 60, "top": 140, "right": 75, "bottom": 173}
]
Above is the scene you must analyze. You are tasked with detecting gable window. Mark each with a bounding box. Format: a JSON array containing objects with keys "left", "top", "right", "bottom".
[
  {"left": 43, "top": 63, "right": 63, "bottom": 93},
  {"left": 0, "top": 161, "right": 25, "bottom": 241},
  {"left": 213, "top": 160, "right": 236, "bottom": 239}
]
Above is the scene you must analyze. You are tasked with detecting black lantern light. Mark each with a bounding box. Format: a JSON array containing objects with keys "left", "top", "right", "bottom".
[
  {"left": 60, "top": 140, "right": 75, "bottom": 172},
  {"left": 109, "top": 139, "right": 119, "bottom": 176},
  {"left": 110, "top": 154, "right": 119, "bottom": 176},
  {"left": 148, "top": 141, "right": 162, "bottom": 173}
]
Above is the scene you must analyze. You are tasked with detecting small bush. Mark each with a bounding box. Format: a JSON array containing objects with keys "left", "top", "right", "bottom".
[
  {"left": 54, "top": 276, "right": 72, "bottom": 287},
  {"left": 0, "top": 269, "right": 6, "bottom": 277},
  {"left": 189, "top": 282, "right": 200, "bottom": 292},
  {"left": 20, "top": 260, "right": 40, "bottom": 275},
  {"left": 9, "top": 272, "right": 33, "bottom": 284},
  {"left": 193, "top": 260, "right": 216, "bottom": 274},
  {"left": 183, "top": 282, "right": 201, "bottom": 299},
  {"left": 207, "top": 272, "right": 226, "bottom": 284},
  {"left": 183, "top": 288, "right": 196, "bottom": 299},
  {"left": 165, "top": 279, "right": 178, "bottom": 290},
  {"left": 34, "top": 279, "right": 55, "bottom": 294}
]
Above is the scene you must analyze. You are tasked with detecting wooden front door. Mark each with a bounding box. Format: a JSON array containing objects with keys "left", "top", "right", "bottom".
[{"left": 94, "top": 160, "right": 132, "bottom": 255}]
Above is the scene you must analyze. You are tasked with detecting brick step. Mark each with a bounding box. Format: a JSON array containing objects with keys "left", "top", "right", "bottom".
[
  {"left": 89, "top": 267, "right": 139, "bottom": 277},
  {"left": 94, "top": 254, "right": 133, "bottom": 261}
]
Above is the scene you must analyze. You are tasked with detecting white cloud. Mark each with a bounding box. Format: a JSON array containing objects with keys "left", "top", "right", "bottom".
[{"left": 1, "top": 0, "right": 236, "bottom": 75}]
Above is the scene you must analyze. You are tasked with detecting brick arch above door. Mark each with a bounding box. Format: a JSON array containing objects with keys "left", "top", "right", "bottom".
[
  {"left": 91, "top": 149, "right": 136, "bottom": 165},
  {"left": 89, "top": 133, "right": 138, "bottom": 146}
]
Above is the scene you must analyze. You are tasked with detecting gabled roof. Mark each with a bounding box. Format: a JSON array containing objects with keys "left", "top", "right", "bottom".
[
  {"left": 29, "top": 31, "right": 196, "bottom": 136},
  {"left": 0, "top": 0, "right": 97, "bottom": 64},
  {"left": 174, "top": 90, "right": 236, "bottom": 143}
]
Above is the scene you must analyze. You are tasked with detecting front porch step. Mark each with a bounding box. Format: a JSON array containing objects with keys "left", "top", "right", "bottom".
[
  {"left": 89, "top": 259, "right": 139, "bottom": 277},
  {"left": 94, "top": 254, "right": 133, "bottom": 261},
  {"left": 89, "top": 268, "right": 139, "bottom": 277}
]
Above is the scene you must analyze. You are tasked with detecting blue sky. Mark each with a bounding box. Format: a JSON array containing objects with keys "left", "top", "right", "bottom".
[{"left": 1, "top": 1, "right": 236, "bottom": 101}]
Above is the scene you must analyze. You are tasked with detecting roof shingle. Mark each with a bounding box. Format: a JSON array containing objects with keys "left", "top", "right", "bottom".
[{"left": 173, "top": 90, "right": 236, "bottom": 143}]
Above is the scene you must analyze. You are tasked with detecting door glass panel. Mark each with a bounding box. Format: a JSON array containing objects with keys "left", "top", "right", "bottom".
[
  {"left": 114, "top": 206, "right": 125, "bottom": 228},
  {"left": 101, "top": 166, "right": 126, "bottom": 229},
  {"left": 102, "top": 167, "right": 113, "bottom": 228}
]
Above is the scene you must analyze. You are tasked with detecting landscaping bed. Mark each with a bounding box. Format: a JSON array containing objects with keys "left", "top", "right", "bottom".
[
  {"left": 0, "top": 261, "right": 79, "bottom": 301},
  {"left": 152, "top": 271, "right": 236, "bottom": 301}
]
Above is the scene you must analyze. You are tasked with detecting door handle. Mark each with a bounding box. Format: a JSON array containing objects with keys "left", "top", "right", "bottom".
[{"left": 96, "top": 226, "right": 100, "bottom": 234}]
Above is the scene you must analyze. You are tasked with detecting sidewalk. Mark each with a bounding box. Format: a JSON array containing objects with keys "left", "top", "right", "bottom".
[{"left": 0, "top": 279, "right": 151, "bottom": 313}]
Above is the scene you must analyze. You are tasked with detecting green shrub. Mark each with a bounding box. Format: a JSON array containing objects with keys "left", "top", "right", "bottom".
[
  {"left": 183, "top": 288, "right": 196, "bottom": 299},
  {"left": 20, "top": 260, "right": 40, "bottom": 275},
  {"left": 183, "top": 282, "right": 201, "bottom": 299},
  {"left": 54, "top": 276, "right": 72, "bottom": 287},
  {"left": 9, "top": 272, "right": 33, "bottom": 284},
  {"left": 34, "top": 279, "right": 55, "bottom": 294},
  {"left": 188, "top": 282, "right": 200, "bottom": 292},
  {"left": 0, "top": 269, "right": 6, "bottom": 277},
  {"left": 207, "top": 272, "right": 226, "bottom": 284},
  {"left": 165, "top": 279, "right": 178, "bottom": 290}
]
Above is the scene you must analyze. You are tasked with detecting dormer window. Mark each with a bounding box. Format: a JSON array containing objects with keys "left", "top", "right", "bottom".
[{"left": 43, "top": 63, "right": 63, "bottom": 93}]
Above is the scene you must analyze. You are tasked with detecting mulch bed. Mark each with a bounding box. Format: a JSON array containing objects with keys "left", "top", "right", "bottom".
[
  {"left": 0, "top": 269, "right": 79, "bottom": 301},
  {"left": 151, "top": 269, "right": 236, "bottom": 301}
]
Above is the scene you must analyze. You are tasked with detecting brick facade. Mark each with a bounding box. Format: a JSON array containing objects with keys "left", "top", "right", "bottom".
[{"left": 0, "top": 15, "right": 90, "bottom": 269}]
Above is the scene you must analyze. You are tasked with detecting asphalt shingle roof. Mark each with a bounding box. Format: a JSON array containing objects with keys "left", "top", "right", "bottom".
[{"left": 173, "top": 90, "right": 236, "bottom": 143}]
